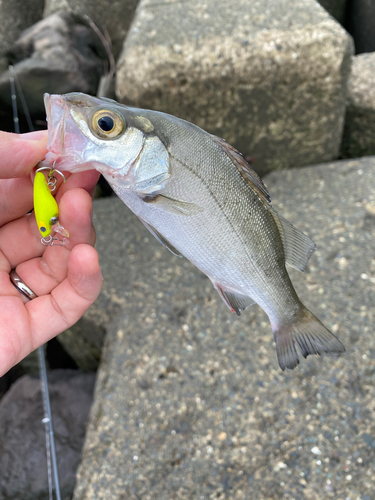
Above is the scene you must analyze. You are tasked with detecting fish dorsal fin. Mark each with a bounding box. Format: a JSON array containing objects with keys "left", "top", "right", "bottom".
[
  {"left": 212, "top": 135, "right": 271, "bottom": 205},
  {"left": 270, "top": 208, "right": 316, "bottom": 272},
  {"left": 212, "top": 281, "right": 255, "bottom": 316},
  {"left": 137, "top": 216, "right": 183, "bottom": 257}
]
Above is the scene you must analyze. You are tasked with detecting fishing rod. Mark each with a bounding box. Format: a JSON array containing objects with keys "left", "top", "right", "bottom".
[{"left": 9, "top": 65, "right": 62, "bottom": 500}]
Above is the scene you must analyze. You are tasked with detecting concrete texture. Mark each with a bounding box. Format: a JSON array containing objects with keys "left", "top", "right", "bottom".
[
  {"left": 0, "top": 370, "right": 96, "bottom": 500},
  {"left": 44, "top": 0, "right": 140, "bottom": 59},
  {"left": 342, "top": 53, "right": 375, "bottom": 159},
  {"left": 317, "top": 0, "right": 348, "bottom": 24},
  {"left": 0, "top": 0, "right": 44, "bottom": 72},
  {"left": 73, "top": 157, "right": 375, "bottom": 499},
  {"left": 117, "top": 0, "right": 353, "bottom": 175}
]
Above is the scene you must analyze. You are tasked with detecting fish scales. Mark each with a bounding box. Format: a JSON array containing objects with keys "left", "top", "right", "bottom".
[
  {"left": 43, "top": 92, "right": 345, "bottom": 370},
  {"left": 118, "top": 109, "right": 293, "bottom": 306},
  {"left": 112, "top": 148, "right": 293, "bottom": 311}
]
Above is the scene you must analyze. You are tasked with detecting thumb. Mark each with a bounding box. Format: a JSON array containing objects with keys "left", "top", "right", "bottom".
[{"left": 0, "top": 130, "right": 48, "bottom": 179}]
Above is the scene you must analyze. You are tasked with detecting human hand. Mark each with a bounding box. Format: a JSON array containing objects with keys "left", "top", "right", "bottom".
[{"left": 0, "top": 130, "right": 103, "bottom": 377}]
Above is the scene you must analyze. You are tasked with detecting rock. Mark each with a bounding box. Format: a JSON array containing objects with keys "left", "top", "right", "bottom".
[
  {"left": 346, "top": 0, "right": 375, "bottom": 54},
  {"left": 73, "top": 157, "right": 375, "bottom": 499},
  {"left": 0, "top": 0, "right": 44, "bottom": 72},
  {"left": 342, "top": 53, "right": 375, "bottom": 158},
  {"left": 0, "top": 11, "right": 103, "bottom": 119},
  {"left": 117, "top": 0, "right": 353, "bottom": 175},
  {"left": 57, "top": 317, "right": 105, "bottom": 372},
  {"left": 0, "top": 370, "right": 96, "bottom": 500},
  {"left": 44, "top": 0, "right": 140, "bottom": 60},
  {"left": 317, "top": 0, "right": 348, "bottom": 24}
]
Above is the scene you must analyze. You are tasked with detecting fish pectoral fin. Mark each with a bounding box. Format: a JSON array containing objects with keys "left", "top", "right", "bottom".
[
  {"left": 212, "top": 282, "right": 255, "bottom": 316},
  {"left": 270, "top": 208, "right": 316, "bottom": 272},
  {"left": 137, "top": 216, "right": 183, "bottom": 257},
  {"left": 142, "top": 194, "right": 203, "bottom": 216}
]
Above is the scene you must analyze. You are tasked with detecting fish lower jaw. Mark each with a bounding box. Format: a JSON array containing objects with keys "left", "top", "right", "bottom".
[{"left": 103, "top": 172, "right": 132, "bottom": 188}]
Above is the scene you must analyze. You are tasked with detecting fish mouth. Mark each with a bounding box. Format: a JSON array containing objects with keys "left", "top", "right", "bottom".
[
  {"left": 44, "top": 93, "right": 74, "bottom": 166},
  {"left": 43, "top": 93, "right": 136, "bottom": 183},
  {"left": 44, "top": 93, "right": 99, "bottom": 173},
  {"left": 44, "top": 93, "right": 63, "bottom": 157}
]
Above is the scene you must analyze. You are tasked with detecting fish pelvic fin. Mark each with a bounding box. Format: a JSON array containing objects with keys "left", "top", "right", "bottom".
[
  {"left": 270, "top": 208, "right": 316, "bottom": 272},
  {"left": 272, "top": 306, "right": 345, "bottom": 371},
  {"left": 212, "top": 281, "right": 255, "bottom": 316}
]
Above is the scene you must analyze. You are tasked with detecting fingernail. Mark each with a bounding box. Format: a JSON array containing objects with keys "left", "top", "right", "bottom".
[{"left": 21, "top": 130, "right": 48, "bottom": 141}]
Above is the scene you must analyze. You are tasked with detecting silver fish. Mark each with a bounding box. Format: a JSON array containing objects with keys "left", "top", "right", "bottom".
[{"left": 43, "top": 92, "right": 345, "bottom": 370}]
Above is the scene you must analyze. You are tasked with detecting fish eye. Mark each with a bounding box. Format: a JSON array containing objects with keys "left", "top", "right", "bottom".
[{"left": 91, "top": 109, "right": 124, "bottom": 139}]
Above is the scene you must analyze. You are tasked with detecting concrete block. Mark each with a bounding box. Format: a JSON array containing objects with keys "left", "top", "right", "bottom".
[
  {"left": 117, "top": 0, "right": 353, "bottom": 175},
  {"left": 0, "top": 0, "right": 44, "bottom": 72},
  {"left": 0, "top": 12, "right": 103, "bottom": 118},
  {"left": 73, "top": 157, "right": 375, "bottom": 499},
  {"left": 44, "top": 0, "right": 140, "bottom": 59},
  {"left": 342, "top": 53, "right": 375, "bottom": 158}
]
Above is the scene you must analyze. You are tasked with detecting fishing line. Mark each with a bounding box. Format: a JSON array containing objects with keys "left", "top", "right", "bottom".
[
  {"left": 8, "top": 66, "right": 62, "bottom": 500},
  {"left": 8, "top": 65, "right": 20, "bottom": 134},
  {"left": 13, "top": 70, "right": 34, "bottom": 132}
]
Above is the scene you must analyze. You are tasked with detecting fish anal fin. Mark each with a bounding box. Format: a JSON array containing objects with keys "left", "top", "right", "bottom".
[
  {"left": 272, "top": 306, "right": 345, "bottom": 371},
  {"left": 142, "top": 194, "right": 203, "bottom": 216},
  {"left": 212, "top": 135, "right": 271, "bottom": 205},
  {"left": 137, "top": 217, "right": 182, "bottom": 257},
  {"left": 212, "top": 282, "right": 255, "bottom": 316},
  {"left": 270, "top": 208, "right": 316, "bottom": 272}
]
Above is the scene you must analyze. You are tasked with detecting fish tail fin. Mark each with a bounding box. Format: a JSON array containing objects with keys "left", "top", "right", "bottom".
[{"left": 272, "top": 306, "right": 345, "bottom": 371}]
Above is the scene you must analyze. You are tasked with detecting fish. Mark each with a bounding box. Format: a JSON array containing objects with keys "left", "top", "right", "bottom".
[{"left": 43, "top": 92, "right": 345, "bottom": 370}]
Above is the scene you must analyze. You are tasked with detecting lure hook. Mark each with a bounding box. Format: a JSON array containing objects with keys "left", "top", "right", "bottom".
[
  {"left": 41, "top": 235, "right": 69, "bottom": 247},
  {"left": 36, "top": 165, "right": 66, "bottom": 192}
]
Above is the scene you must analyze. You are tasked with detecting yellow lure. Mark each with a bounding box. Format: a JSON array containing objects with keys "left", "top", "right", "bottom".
[{"left": 33, "top": 171, "right": 59, "bottom": 238}]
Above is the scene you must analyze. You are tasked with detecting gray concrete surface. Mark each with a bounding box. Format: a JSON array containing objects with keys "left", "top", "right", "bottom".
[
  {"left": 117, "top": 0, "right": 353, "bottom": 175},
  {"left": 73, "top": 157, "right": 375, "bottom": 499},
  {"left": 342, "top": 53, "right": 375, "bottom": 159}
]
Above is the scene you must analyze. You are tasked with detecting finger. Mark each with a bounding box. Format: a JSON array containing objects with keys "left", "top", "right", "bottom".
[
  {"left": 0, "top": 168, "right": 99, "bottom": 229},
  {"left": 27, "top": 245, "right": 102, "bottom": 348},
  {"left": 31, "top": 169, "right": 100, "bottom": 203},
  {"left": 13, "top": 248, "right": 67, "bottom": 298},
  {"left": 57, "top": 187, "right": 96, "bottom": 249},
  {"left": 0, "top": 177, "right": 33, "bottom": 226},
  {"left": 0, "top": 130, "right": 48, "bottom": 178},
  {"left": 0, "top": 213, "right": 42, "bottom": 270},
  {"left": 0, "top": 245, "right": 103, "bottom": 376},
  {"left": 13, "top": 189, "right": 97, "bottom": 295},
  {"left": 0, "top": 295, "right": 31, "bottom": 377},
  {"left": 57, "top": 170, "right": 100, "bottom": 200},
  {"left": 0, "top": 187, "right": 95, "bottom": 270}
]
